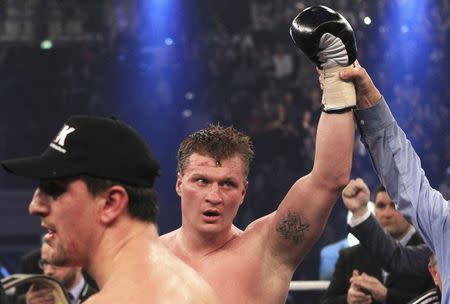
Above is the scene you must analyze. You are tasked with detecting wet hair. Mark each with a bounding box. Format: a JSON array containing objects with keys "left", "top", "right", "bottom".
[
  {"left": 39, "top": 175, "right": 158, "bottom": 223},
  {"left": 177, "top": 124, "right": 254, "bottom": 178}
]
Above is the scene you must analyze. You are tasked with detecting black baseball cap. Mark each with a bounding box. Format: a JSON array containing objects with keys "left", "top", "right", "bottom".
[{"left": 1, "top": 115, "right": 160, "bottom": 187}]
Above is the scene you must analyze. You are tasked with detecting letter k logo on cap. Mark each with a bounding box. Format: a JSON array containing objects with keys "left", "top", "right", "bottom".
[
  {"left": 50, "top": 124, "right": 76, "bottom": 154},
  {"left": 54, "top": 125, "right": 75, "bottom": 146}
]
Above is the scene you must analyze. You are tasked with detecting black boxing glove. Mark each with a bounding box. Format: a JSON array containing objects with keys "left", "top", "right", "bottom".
[{"left": 290, "top": 5, "right": 357, "bottom": 113}]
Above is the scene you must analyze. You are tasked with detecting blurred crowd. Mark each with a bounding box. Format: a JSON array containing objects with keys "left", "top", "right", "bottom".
[{"left": 1, "top": 0, "right": 449, "bottom": 288}]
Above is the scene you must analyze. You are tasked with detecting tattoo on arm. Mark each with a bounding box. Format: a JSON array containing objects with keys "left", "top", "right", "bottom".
[{"left": 276, "top": 211, "right": 310, "bottom": 244}]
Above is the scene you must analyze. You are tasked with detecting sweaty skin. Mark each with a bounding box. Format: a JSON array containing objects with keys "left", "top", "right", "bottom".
[{"left": 84, "top": 241, "right": 218, "bottom": 304}]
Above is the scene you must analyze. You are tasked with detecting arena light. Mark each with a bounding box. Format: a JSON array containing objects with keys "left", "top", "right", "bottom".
[
  {"left": 295, "top": 2, "right": 305, "bottom": 10},
  {"left": 184, "top": 91, "right": 195, "bottom": 100},
  {"left": 363, "top": 16, "right": 371, "bottom": 25},
  {"left": 141, "top": 0, "right": 178, "bottom": 46},
  {"left": 400, "top": 25, "right": 409, "bottom": 34},
  {"left": 40, "top": 39, "right": 53, "bottom": 50},
  {"left": 182, "top": 109, "right": 192, "bottom": 118},
  {"left": 164, "top": 37, "right": 174, "bottom": 46}
]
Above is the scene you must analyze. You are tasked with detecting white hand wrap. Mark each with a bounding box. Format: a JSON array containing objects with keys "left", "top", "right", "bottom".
[
  {"left": 319, "top": 65, "right": 356, "bottom": 112},
  {"left": 318, "top": 33, "right": 356, "bottom": 112}
]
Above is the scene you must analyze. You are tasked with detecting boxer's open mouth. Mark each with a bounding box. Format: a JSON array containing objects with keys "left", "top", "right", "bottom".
[{"left": 203, "top": 210, "right": 220, "bottom": 217}]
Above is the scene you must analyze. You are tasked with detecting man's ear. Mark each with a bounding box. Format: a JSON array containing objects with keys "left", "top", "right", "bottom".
[
  {"left": 175, "top": 173, "right": 183, "bottom": 197},
  {"left": 239, "top": 180, "right": 248, "bottom": 206},
  {"left": 100, "top": 185, "right": 129, "bottom": 225}
]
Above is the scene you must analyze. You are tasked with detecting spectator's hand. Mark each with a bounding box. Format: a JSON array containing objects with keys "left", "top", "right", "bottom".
[
  {"left": 347, "top": 270, "right": 373, "bottom": 304},
  {"left": 350, "top": 272, "right": 388, "bottom": 303},
  {"left": 26, "top": 283, "right": 55, "bottom": 304},
  {"left": 339, "top": 61, "right": 382, "bottom": 109},
  {"left": 342, "top": 178, "right": 370, "bottom": 218}
]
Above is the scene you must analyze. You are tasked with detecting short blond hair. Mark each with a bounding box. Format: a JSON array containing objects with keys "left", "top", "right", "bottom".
[{"left": 177, "top": 124, "right": 254, "bottom": 177}]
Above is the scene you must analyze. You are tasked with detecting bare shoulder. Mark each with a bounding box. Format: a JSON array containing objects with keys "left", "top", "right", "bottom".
[
  {"left": 153, "top": 245, "right": 219, "bottom": 303},
  {"left": 91, "top": 246, "right": 219, "bottom": 304},
  {"left": 228, "top": 212, "right": 275, "bottom": 248},
  {"left": 159, "top": 228, "right": 178, "bottom": 239},
  {"left": 244, "top": 212, "right": 275, "bottom": 232},
  {"left": 159, "top": 228, "right": 179, "bottom": 246}
]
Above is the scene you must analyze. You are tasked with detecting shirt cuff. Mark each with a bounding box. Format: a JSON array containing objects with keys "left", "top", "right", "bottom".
[
  {"left": 348, "top": 209, "right": 371, "bottom": 227},
  {"left": 353, "top": 96, "right": 396, "bottom": 134}
]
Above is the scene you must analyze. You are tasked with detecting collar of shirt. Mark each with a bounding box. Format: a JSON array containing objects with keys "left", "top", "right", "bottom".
[
  {"left": 69, "top": 276, "right": 85, "bottom": 303},
  {"left": 399, "top": 225, "right": 416, "bottom": 246}
]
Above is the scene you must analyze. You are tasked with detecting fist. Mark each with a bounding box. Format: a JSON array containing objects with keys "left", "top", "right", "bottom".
[{"left": 342, "top": 178, "right": 370, "bottom": 217}]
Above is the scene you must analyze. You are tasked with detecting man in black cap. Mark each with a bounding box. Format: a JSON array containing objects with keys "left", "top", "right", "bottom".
[{"left": 2, "top": 116, "right": 218, "bottom": 304}]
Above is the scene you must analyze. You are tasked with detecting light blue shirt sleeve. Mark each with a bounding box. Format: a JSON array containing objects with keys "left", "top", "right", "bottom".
[{"left": 354, "top": 97, "right": 450, "bottom": 302}]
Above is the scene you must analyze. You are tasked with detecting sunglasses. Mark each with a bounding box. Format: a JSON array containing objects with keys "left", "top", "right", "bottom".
[{"left": 38, "top": 176, "right": 79, "bottom": 199}]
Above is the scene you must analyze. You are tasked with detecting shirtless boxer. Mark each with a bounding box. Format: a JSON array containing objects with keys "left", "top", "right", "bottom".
[{"left": 161, "top": 6, "right": 357, "bottom": 303}]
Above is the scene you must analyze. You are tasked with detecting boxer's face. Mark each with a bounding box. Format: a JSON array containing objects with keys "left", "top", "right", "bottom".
[
  {"left": 29, "top": 179, "right": 100, "bottom": 267},
  {"left": 176, "top": 153, "right": 247, "bottom": 235}
]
